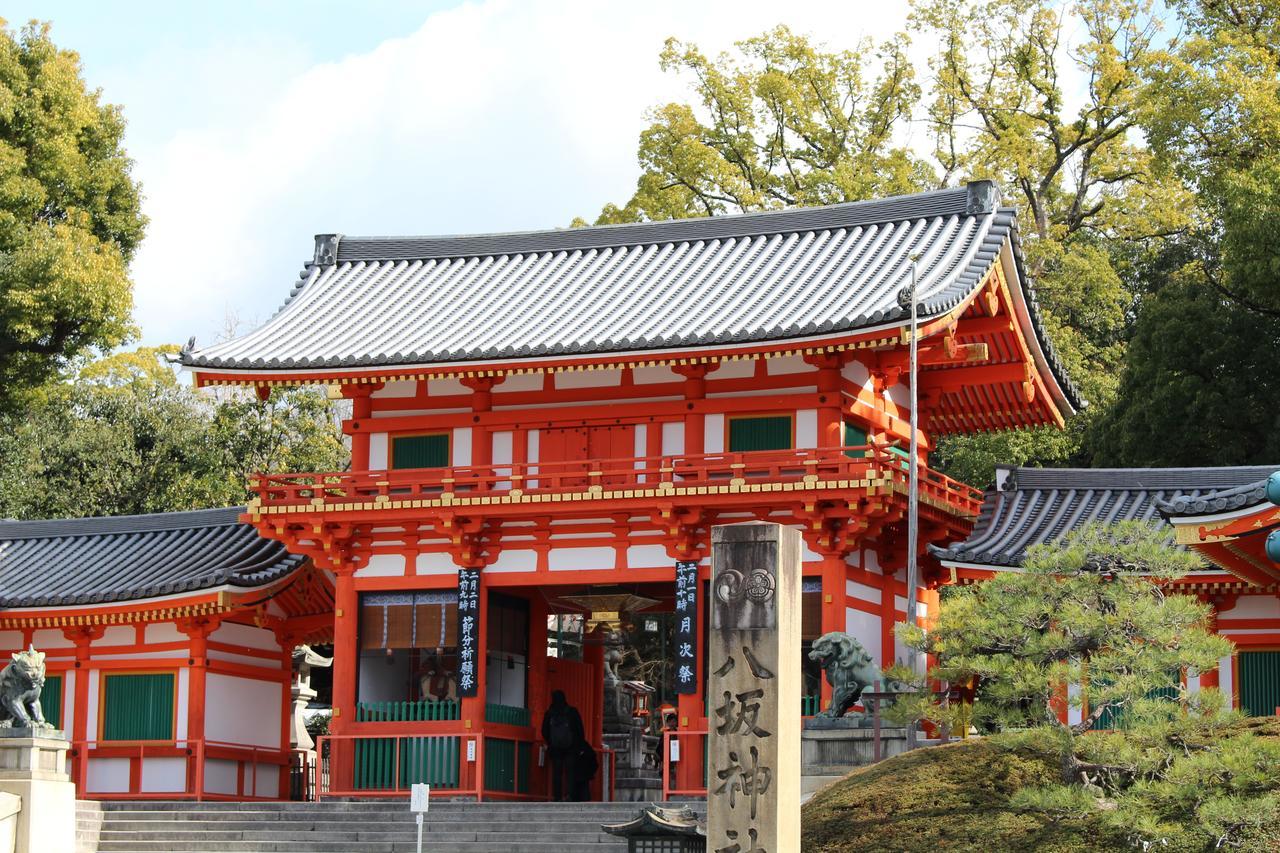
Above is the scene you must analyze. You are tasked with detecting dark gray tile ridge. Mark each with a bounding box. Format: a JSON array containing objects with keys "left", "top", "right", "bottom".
[
  {"left": 1157, "top": 468, "right": 1280, "bottom": 517},
  {"left": 333, "top": 184, "right": 985, "bottom": 262},
  {"left": 1009, "top": 465, "right": 1279, "bottom": 492},
  {"left": 0, "top": 506, "right": 245, "bottom": 540}
]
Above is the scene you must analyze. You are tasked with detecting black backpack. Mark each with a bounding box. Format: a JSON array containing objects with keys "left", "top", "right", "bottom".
[{"left": 547, "top": 711, "right": 574, "bottom": 750}]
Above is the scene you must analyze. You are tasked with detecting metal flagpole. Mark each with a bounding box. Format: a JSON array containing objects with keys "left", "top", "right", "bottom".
[{"left": 901, "top": 257, "right": 921, "bottom": 751}]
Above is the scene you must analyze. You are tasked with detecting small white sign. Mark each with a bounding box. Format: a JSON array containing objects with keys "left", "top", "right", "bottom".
[
  {"left": 410, "top": 783, "right": 430, "bottom": 814},
  {"left": 466, "top": 739, "right": 476, "bottom": 762},
  {"left": 670, "top": 740, "right": 681, "bottom": 762}
]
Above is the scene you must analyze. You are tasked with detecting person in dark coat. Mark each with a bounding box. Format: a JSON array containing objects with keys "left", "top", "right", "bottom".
[
  {"left": 569, "top": 738, "right": 598, "bottom": 802},
  {"left": 541, "top": 690, "right": 584, "bottom": 802}
]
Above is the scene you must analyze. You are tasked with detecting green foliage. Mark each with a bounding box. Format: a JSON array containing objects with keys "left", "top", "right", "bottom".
[
  {"left": 899, "top": 522, "right": 1225, "bottom": 736},
  {"left": 584, "top": 26, "right": 931, "bottom": 225},
  {"left": 0, "top": 21, "right": 146, "bottom": 412},
  {"left": 0, "top": 346, "right": 348, "bottom": 519}
]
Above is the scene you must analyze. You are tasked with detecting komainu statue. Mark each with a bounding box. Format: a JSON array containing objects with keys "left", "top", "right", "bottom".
[
  {"left": 0, "top": 646, "right": 48, "bottom": 729},
  {"left": 808, "top": 632, "right": 888, "bottom": 720}
]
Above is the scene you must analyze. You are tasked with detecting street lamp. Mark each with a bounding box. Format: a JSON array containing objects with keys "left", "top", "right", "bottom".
[{"left": 896, "top": 255, "right": 922, "bottom": 750}]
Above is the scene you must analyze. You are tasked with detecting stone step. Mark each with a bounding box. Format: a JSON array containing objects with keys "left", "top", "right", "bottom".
[
  {"left": 97, "top": 819, "right": 614, "bottom": 834},
  {"left": 98, "top": 829, "right": 618, "bottom": 843},
  {"left": 97, "top": 842, "right": 623, "bottom": 853}
]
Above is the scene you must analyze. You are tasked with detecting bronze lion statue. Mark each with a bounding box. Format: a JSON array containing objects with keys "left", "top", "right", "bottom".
[
  {"left": 808, "top": 631, "right": 881, "bottom": 719},
  {"left": 0, "top": 646, "right": 48, "bottom": 729}
]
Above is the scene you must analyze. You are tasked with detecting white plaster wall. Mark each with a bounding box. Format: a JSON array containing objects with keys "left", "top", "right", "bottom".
[
  {"left": 557, "top": 368, "right": 622, "bottom": 389},
  {"left": 87, "top": 757, "right": 130, "bottom": 793},
  {"left": 548, "top": 547, "right": 616, "bottom": 571},
  {"left": 492, "top": 431, "right": 513, "bottom": 465},
  {"left": 633, "top": 366, "right": 680, "bottom": 384},
  {"left": 800, "top": 540, "right": 823, "bottom": 563},
  {"left": 766, "top": 356, "right": 812, "bottom": 376},
  {"left": 846, "top": 580, "right": 882, "bottom": 605},
  {"left": 373, "top": 380, "right": 417, "bottom": 398},
  {"left": 416, "top": 552, "right": 460, "bottom": 575},
  {"left": 841, "top": 360, "right": 872, "bottom": 389},
  {"left": 84, "top": 671, "right": 100, "bottom": 742},
  {"left": 176, "top": 668, "right": 189, "bottom": 740},
  {"left": 32, "top": 629, "right": 73, "bottom": 649},
  {"left": 248, "top": 763, "right": 280, "bottom": 798},
  {"left": 1220, "top": 655, "right": 1234, "bottom": 709},
  {"left": 844, "top": 608, "right": 882, "bottom": 667},
  {"left": 862, "top": 550, "right": 883, "bottom": 575},
  {"left": 141, "top": 757, "right": 187, "bottom": 792},
  {"left": 633, "top": 424, "right": 647, "bottom": 460},
  {"left": 1221, "top": 595, "right": 1280, "bottom": 620},
  {"left": 358, "top": 554, "right": 407, "bottom": 577},
  {"left": 487, "top": 550, "right": 537, "bottom": 573},
  {"left": 212, "top": 623, "right": 280, "bottom": 652},
  {"left": 202, "top": 758, "right": 240, "bottom": 796},
  {"left": 795, "top": 409, "right": 818, "bottom": 448},
  {"left": 62, "top": 671, "right": 75, "bottom": 734},
  {"left": 885, "top": 382, "right": 910, "bottom": 408},
  {"left": 1186, "top": 673, "right": 1201, "bottom": 694},
  {"left": 360, "top": 652, "right": 411, "bottom": 703},
  {"left": 145, "top": 623, "right": 186, "bottom": 645},
  {"left": 527, "top": 428, "right": 540, "bottom": 463},
  {"left": 661, "top": 422, "right": 684, "bottom": 456},
  {"left": 704, "top": 414, "right": 724, "bottom": 453},
  {"left": 712, "top": 359, "right": 755, "bottom": 380},
  {"left": 369, "top": 432, "right": 388, "bottom": 470},
  {"left": 87, "top": 623, "right": 129, "bottom": 646},
  {"left": 0, "top": 632, "right": 22, "bottom": 650},
  {"left": 500, "top": 373, "right": 542, "bottom": 393},
  {"left": 208, "top": 650, "right": 280, "bottom": 669},
  {"left": 427, "top": 377, "right": 467, "bottom": 396},
  {"left": 205, "top": 673, "right": 282, "bottom": 748},
  {"left": 452, "top": 428, "right": 472, "bottom": 466},
  {"left": 627, "top": 544, "right": 671, "bottom": 568}
]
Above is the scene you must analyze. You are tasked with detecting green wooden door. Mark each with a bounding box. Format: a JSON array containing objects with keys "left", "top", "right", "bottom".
[
  {"left": 40, "top": 674, "right": 62, "bottom": 728},
  {"left": 102, "top": 673, "right": 175, "bottom": 741},
  {"left": 1239, "top": 651, "right": 1280, "bottom": 717},
  {"left": 392, "top": 434, "right": 449, "bottom": 469},
  {"left": 728, "top": 416, "right": 792, "bottom": 452}
]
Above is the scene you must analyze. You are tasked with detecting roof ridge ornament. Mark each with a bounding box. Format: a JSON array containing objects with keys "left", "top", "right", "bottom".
[
  {"left": 965, "top": 180, "right": 999, "bottom": 215},
  {"left": 313, "top": 233, "right": 341, "bottom": 266}
]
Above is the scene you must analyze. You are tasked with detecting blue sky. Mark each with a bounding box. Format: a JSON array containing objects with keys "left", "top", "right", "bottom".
[{"left": 7, "top": 1, "right": 911, "bottom": 348}]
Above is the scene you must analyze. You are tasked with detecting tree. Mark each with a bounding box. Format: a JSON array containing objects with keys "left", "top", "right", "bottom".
[
  {"left": 0, "top": 347, "right": 348, "bottom": 519},
  {"left": 582, "top": 26, "right": 932, "bottom": 225},
  {"left": 0, "top": 21, "right": 146, "bottom": 413},
  {"left": 894, "top": 521, "right": 1276, "bottom": 849},
  {"left": 896, "top": 521, "right": 1228, "bottom": 749}
]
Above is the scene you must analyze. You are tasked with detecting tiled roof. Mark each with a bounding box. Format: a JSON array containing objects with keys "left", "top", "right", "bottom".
[
  {"left": 180, "top": 182, "right": 1078, "bottom": 409},
  {"left": 931, "top": 465, "right": 1280, "bottom": 568},
  {"left": 0, "top": 508, "right": 305, "bottom": 608},
  {"left": 1158, "top": 471, "right": 1279, "bottom": 517}
]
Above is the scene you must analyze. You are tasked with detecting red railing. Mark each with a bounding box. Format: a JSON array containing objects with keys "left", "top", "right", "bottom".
[
  {"left": 250, "top": 445, "right": 983, "bottom": 517},
  {"left": 71, "top": 739, "right": 287, "bottom": 801},
  {"left": 662, "top": 729, "right": 709, "bottom": 800}
]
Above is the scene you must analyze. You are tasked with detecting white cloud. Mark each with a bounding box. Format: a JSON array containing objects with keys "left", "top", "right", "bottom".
[{"left": 127, "top": 0, "right": 911, "bottom": 347}]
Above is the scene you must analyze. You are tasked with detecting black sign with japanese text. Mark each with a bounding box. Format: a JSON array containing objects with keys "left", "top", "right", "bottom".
[
  {"left": 456, "top": 567, "right": 480, "bottom": 697},
  {"left": 673, "top": 560, "right": 699, "bottom": 695}
]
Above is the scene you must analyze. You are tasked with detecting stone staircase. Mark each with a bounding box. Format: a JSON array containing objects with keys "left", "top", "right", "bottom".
[{"left": 80, "top": 799, "right": 707, "bottom": 852}]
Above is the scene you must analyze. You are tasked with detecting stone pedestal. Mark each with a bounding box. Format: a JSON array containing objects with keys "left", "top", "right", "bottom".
[
  {"left": 801, "top": 726, "right": 912, "bottom": 772},
  {"left": 0, "top": 732, "right": 75, "bottom": 853}
]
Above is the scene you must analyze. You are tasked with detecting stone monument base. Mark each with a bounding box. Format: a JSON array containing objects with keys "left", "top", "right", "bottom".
[
  {"left": 801, "top": 726, "right": 912, "bottom": 770},
  {"left": 0, "top": 733, "right": 75, "bottom": 853}
]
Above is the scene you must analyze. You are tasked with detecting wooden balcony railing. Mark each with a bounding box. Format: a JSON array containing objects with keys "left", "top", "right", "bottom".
[{"left": 248, "top": 445, "right": 983, "bottom": 518}]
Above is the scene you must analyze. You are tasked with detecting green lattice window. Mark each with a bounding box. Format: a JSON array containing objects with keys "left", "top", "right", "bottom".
[
  {"left": 102, "top": 673, "right": 175, "bottom": 741},
  {"left": 40, "top": 674, "right": 62, "bottom": 729},
  {"left": 1239, "top": 651, "right": 1280, "bottom": 717},
  {"left": 728, "top": 416, "right": 792, "bottom": 452},
  {"left": 392, "top": 434, "right": 450, "bottom": 469},
  {"left": 844, "top": 423, "right": 870, "bottom": 458}
]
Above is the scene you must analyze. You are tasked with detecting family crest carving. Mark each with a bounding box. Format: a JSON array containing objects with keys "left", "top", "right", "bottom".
[{"left": 0, "top": 646, "right": 50, "bottom": 730}]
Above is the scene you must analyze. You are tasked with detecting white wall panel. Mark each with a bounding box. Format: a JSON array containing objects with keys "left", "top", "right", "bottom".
[
  {"left": 487, "top": 550, "right": 537, "bottom": 573},
  {"left": 452, "top": 428, "right": 472, "bottom": 466},
  {"left": 549, "top": 547, "right": 616, "bottom": 571},
  {"left": 205, "top": 673, "right": 282, "bottom": 748},
  {"left": 557, "top": 369, "right": 621, "bottom": 389},
  {"left": 373, "top": 380, "right": 417, "bottom": 398},
  {"left": 704, "top": 414, "right": 724, "bottom": 453},
  {"left": 358, "top": 554, "right": 407, "bottom": 577},
  {"left": 32, "top": 629, "right": 73, "bottom": 649},
  {"left": 142, "top": 757, "right": 188, "bottom": 792},
  {"left": 145, "top": 623, "right": 186, "bottom": 645},
  {"left": 846, "top": 580, "right": 882, "bottom": 605},
  {"left": 416, "top": 553, "right": 459, "bottom": 575},
  {"left": 492, "top": 431, "right": 513, "bottom": 465},
  {"left": 0, "top": 632, "right": 23, "bottom": 650},
  {"left": 634, "top": 365, "right": 680, "bottom": 384},
  {"left": 766, "top": 356, "right": 812, "bottom": 376},
  {"left": 202, "top": 758, "right": 239, "bottom": 796},
  {"left": 627, "top": 544, "right": 671, "bottom": 568},
  {"left": 661, "top": 422, "right": 684, "bottom": 455},
  {"left": 369, "top": 432, "right": 388, "bottom": 470},
  {"left": 87, "top": 757, "right": 130, "bottom": 793},
  {"left": 844, "top": 608, "right": 882, "bottom": 666},
  {"left": 795, "top": 409, "right": 818, "bottom": 448},
  {"left": 212, "top": 623, "right": 280, "bottom": 652}
]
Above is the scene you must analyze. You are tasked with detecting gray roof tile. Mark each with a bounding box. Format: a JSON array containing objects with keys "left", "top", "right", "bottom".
[
  {"left": 0, "top": 508, "right": 305, "bottom": 608},
  {"left": 181, "top": 183, "right": 1079, "bottom": 409},
  {"left": 931, "top": 465, "right": 1280, "bottom": 567}
]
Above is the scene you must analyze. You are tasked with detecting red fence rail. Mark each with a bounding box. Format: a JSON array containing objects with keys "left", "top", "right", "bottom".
[{"left": 249, "top": 445, "right": 983, "bottom": 517}]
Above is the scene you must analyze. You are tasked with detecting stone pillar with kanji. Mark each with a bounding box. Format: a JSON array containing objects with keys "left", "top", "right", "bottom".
[{"left": 707, "top": 522, "right": 801, "bottom": 853}]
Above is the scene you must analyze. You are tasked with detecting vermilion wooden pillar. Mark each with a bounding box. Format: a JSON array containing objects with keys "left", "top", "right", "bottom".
[
  {"left": 63, "top": 625, "right": 103, "bottom": 796},
  {"left": 820, "top": 554, "right": 845, "bottom": 704},
  {"left": 526, "top": 591, "right": 549, "bottom": 798},
  {"left": 179, "top": 617, "right": 218, "bottom": 796},
  {"left": 329, "top": 568, "right": 358, "bottom": 791},
  {"left": 1199, "top": 603, "right": 1220, "bottom": 690},
  {"left": 347, "top": 388, "right": 374, "bottom": 471}
]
